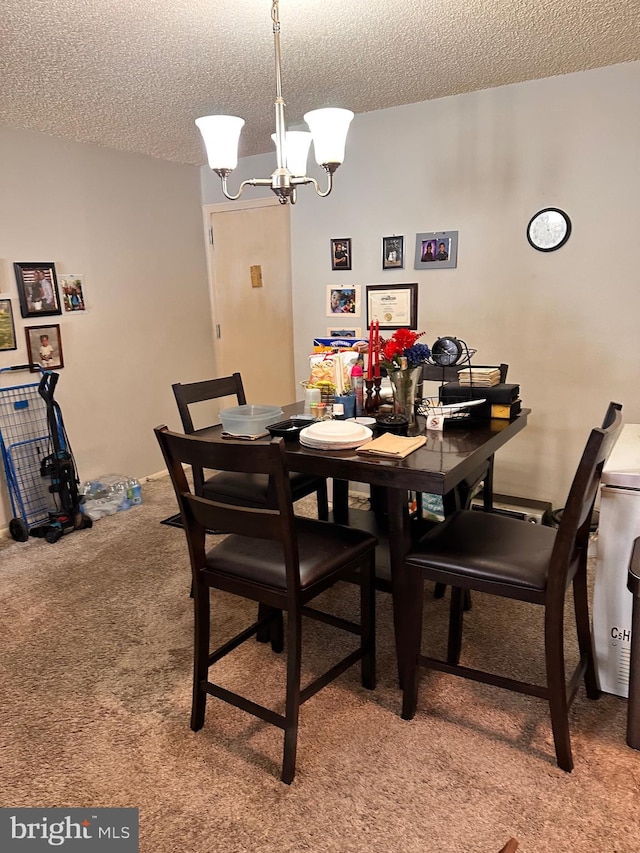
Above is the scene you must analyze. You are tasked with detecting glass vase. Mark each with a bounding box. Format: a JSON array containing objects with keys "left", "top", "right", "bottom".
[{"left": 388, "top": 366, "right": 423, "bottom": 425}]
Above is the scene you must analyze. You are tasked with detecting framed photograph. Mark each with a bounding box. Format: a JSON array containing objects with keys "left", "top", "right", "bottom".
[
  {"left": 0, "top": 299, "right": 17, "bottom": 351},
  {"left": 326, "top": 327, "right": 362, "bottom": 338},
  {"left": 326, "top": 285, "right": 361, "bottom": 318},
  {"left": 366, "top": 283, "right": 418, "bottom": 330},
  {"left": 382, "top": 236, "right": 404, "bottom": 270},
  {"left": 414, "top": 231, "right": 458, "bottom": 270},
  {"left": 330, "top": 238, "right": 352, "bottom": 271},
  {"left": 14, "top": 262, "right": 62, "bottom": 318},
  {"left": 59, "top": 274, "right": 87, "bottom": 312},
  {"left": 25, "top": 324, "right": 64, "bottom": 372}
]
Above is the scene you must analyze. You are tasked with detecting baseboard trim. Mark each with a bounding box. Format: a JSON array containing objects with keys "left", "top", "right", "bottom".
[{"left": 145, "top": 468, "right": 170, "bottom": 482}]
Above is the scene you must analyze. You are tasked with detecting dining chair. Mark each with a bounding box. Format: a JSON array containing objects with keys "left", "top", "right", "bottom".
[
  {"left": 400, "top": 402, "right": 623, "bottom": 772},
  {"left": 155, "top": 426, "right": 377, "bottom": 785},
  {"left": 172, "top": 374, "right": 329, "bottom": 519}
]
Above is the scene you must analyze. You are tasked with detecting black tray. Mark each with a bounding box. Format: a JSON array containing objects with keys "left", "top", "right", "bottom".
[{"left": 266, "top": 417, "right": 315, "bottom": 440}]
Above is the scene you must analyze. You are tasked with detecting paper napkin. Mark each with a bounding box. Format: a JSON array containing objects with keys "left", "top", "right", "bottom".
[
  {"left": 221, "top": 431, "right": 269, "bottom": 441},
  {"left": 356, "top": 433, "right": 426, "bottom": 459}
]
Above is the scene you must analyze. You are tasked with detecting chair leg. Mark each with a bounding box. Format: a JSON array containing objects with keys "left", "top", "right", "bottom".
[
  {"left": 190, "top": 587, "right": 210, "bottom": 732},
  {"left": 545, "top": 614, "right": 573, "bottom": 772},
  {"left": 256, "top": 602, "right": 271, "bottom": 643},
  {"left": 401, "top": 569, "right": 425, "bottom": 720},
  {"left": 573, "top": 564, "right": 600, "bottom": 699},
  {"left": 270, "top": 609, "right": 284, "bottom": 654},
  {"left": 282, "top": 608, "right": 302, "bottom": 785},
  {"left": 255, "top": 604, "right": 284, "bottom": 651},
  {"left": 316, "top": 480, "right": 329, "bottom": 521},
  {"left": 482, "top": 456, "right": 495, "bottom": 511},
  {"left": 447, "top": 586, "right": 465, "bottom": 665},
  {"left": 360, "top": 553, "right": 376, "bottom": 690},
  {"left": 434, "top": 583, "right": 471, "bottom": 610}
]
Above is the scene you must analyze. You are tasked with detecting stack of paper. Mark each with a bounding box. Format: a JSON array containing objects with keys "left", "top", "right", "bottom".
[
  {"left": 357, "top": 433, "right": 426, "bottom": 459},
  {"left": 457, "top": 367, "right": 502, "bottom": 387}
]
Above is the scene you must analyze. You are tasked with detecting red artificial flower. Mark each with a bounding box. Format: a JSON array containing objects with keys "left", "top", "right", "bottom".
[
  {"left": 381, "top": 329, "right": 422, "bottom": 359},
  {"left": 379, "top": 329, "right": 428, "bottom": 369}
]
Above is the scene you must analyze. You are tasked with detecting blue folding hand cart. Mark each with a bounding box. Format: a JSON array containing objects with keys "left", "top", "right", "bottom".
[{"left": 0, "top": 364, "right": 92, "bottom": 543}]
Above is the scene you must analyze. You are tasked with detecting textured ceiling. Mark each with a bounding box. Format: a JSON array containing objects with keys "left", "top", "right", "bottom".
[{"left": 2, "top": 0, "right": 639, "bottom": 166}]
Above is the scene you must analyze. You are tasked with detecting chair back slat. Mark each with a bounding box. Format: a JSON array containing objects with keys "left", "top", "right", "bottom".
[
  {"left": 184, "top": 493, "right": 286, "bottom": 544},
  {"left": 172, "top": 373, "right": 246, "bottom": 434},
  {"left": 548, "top": 405, "right": 622, "bottom": 595}
]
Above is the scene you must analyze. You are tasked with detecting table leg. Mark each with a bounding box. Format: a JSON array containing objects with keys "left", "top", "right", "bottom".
[
  {"left": 332, "top": 478, "right": 350, "bottom": 525},
  {"left": 387, "top": 487, "right": 422, "bottom": 689}
]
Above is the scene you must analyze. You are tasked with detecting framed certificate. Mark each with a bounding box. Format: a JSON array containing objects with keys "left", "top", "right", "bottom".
[{"left": 365, "top": 283, "right": 417, "bottom": 330}]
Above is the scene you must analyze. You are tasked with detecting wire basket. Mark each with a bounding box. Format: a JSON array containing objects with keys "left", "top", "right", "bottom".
[{"left": 415, "top": 396, "right": 487, "bottom": 421}]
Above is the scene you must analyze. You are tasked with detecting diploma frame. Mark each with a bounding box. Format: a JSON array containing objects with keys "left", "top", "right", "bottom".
[{"left": 365, "top": 282, "right": 418, "bottom": 330}]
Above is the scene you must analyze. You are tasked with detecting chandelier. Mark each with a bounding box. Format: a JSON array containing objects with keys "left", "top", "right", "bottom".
[{"left": 195, "top": 0, "right": 353, "bottom": 205}]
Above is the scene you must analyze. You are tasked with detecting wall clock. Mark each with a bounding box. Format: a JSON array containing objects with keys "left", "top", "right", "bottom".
[{"left": 526, "top": 208, "right": 572, "bottom": 252}]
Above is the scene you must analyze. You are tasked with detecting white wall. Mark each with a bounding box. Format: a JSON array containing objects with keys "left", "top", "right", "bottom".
[
  {"left": 283, "top": 62, "right": 640, "bottom": 507},
  {"left": 0, "top": 126, "right": 214, "bottom": 529}
]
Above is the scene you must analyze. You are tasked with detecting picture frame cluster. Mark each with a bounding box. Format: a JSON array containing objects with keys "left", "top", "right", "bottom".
[
  {"left": 329, "top": 231, "right": 459, "bottom": 271},
  {"left": 1, "top": 262, "right": 86, "bottom": 366},
  {"left": 323, "top": 230, "right": 457, "bottom": 339}
]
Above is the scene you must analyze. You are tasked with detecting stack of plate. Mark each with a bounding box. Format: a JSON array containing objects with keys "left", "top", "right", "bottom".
[{"left": 299, "top": 419, "right": 373, "bottom": 450}]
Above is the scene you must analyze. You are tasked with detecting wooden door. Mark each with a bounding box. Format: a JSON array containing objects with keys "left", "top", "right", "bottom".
[{"left": 206, "top": 199, "right": 295, "bottom": 407}]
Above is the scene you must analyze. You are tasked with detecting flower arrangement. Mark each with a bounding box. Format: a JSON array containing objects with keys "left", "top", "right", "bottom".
[
  {"left": 376, "top": 329, "right": 430, "bottom": 425},
  {"left": 379, "top": 329, "right": 430, "bottom": 372}
]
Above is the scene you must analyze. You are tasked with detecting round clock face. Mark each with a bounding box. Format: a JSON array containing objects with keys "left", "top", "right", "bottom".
[
  {"left": 527, "top": 208, "right": 571, "bottom": 252},
  {"left": 432, "top": 336, "right": 462, "bottom": 366}
]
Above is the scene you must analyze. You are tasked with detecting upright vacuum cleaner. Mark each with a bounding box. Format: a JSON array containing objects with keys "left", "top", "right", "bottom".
[{"left": 29, "top": 371, "right": 92, "bottom": 543}]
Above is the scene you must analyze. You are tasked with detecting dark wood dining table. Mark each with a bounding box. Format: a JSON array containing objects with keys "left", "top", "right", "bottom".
[{"left": 196, "top": 404, "right": 530, "bottom": 686}]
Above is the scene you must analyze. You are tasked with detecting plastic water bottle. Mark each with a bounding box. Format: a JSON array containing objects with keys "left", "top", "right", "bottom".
[
  {"left": 126, "top": 478, "right": 142, "bottom": 506},
  {"left": 351, "top": 362, "right": 364, "bottom": 417}
]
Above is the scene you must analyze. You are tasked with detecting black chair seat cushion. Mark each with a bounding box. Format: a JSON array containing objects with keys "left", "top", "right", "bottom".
[
  {"left": 406, "top": 509, "right": 557, "bottom": 592},
  {"left": 202, "top": 470, "right": 322, "bottom": 508},
  {"left": 205, "top": 517, "right": 377, "bottom": 590}
]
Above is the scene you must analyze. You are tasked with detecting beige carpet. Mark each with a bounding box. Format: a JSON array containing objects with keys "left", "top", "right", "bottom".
[{"left": 1, "top": 477, "right": 638, "bottom": 853}]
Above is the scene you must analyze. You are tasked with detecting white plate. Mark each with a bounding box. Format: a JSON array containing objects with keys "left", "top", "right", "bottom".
[
  {"left": 303, "top": 420, "right": 371, "bottom": 442},
  {"left": 299, "top": 424, "right": 372, "bottom": 450},
  {"left": 347, "top": 417, "right": 377, "bottom": 427}
]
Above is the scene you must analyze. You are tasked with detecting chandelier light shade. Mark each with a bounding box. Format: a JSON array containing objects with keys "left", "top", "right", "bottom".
[
  {"left": 196, "top": 0, "right": 352, "bottom": 204},
  {"left": 195, "top": 116, "right": 245, "bottom": 171},
  {"left": 270, "top": 131, "right": 312, "bottom": 178},
  {"left": 303, "top": 108, "right": 354, "bottom": 167}
]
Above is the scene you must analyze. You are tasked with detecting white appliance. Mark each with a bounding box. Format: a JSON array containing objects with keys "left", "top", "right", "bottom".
[{"left": 593, "top": 424, "right": 640, "bottom": 697}]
